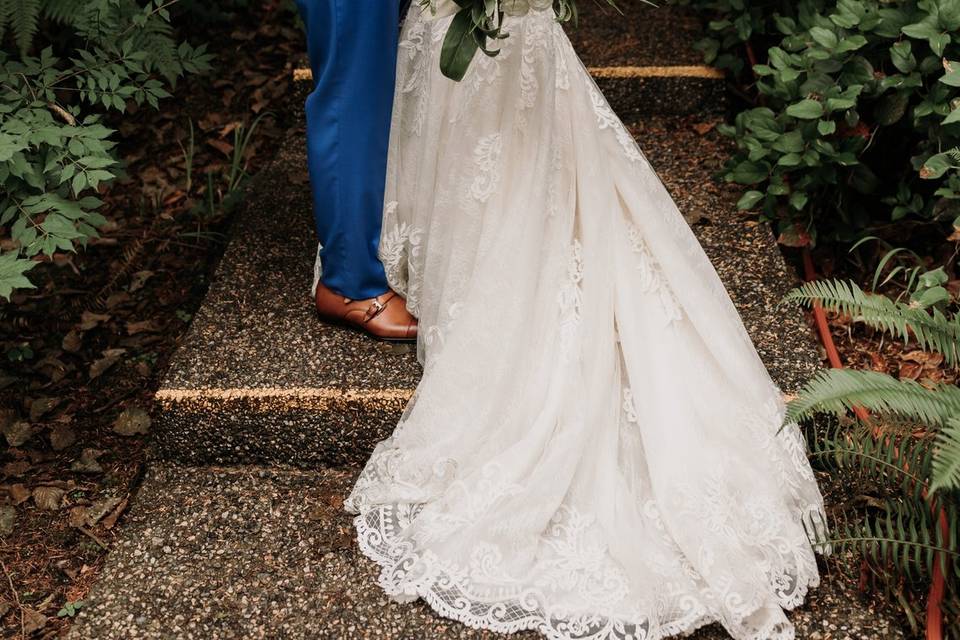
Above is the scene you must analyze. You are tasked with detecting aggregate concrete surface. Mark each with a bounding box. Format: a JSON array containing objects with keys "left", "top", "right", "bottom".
[{"left": 70, "top": 465, "right": 904, "bottom": 640}]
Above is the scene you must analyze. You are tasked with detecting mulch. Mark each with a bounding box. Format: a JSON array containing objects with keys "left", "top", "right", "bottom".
[{"left": 0, "top": 3, "right": 304, "bottom": 636}]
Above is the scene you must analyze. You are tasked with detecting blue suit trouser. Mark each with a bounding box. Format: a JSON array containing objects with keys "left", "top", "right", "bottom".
[{"left": 297, "top": 0, "right": 399, "bottom": 299}]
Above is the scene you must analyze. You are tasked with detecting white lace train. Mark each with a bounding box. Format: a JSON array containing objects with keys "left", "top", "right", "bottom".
[{"left": 342, "top": 6, "right": 826, "bottom": 640}]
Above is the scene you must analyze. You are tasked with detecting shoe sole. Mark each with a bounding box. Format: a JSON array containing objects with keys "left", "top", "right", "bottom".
[{"left": 315, "top": 309, "right": 418, "bottom": 344}]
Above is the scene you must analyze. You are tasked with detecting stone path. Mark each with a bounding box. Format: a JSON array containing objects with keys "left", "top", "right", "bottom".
[{"left": 70, "top": 4, "right": 906, "bottom": 639}]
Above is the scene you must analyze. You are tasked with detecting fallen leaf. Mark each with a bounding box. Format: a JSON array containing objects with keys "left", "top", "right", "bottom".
[
  {"left": 78, "top": 311, "right": 111, "bottom": 331},
  {"left": 126, "top": 320, "right": 161, "bottom": 335},
  {"left": 34, "top": 356, "right": 70, "bottom": 383},
  {"left": 692, "top": 121, "right": 717, "bottom": 135},
  {"left": 22, "top": 607, "right": 47, "bottom": 635},
  {"left": 33, "top": 486, "right": 66, "bottom": 511},
  {"left": 8, "top": 483, "right": 29, "bottom": 505},
  {"left": 778, "top": 224, "right": 813, "bottom": 248},
  {"left": 899, "top": 362, "right": 923, "bottom": 380},
  {"left": 89, "top": 355, "right": 120, "bottom": 380},
  {"left": 207, "top": 138, "right": 235, "bottom": 156},
  {"left": 128, "top": 270, "right": 154, "bottom": 293},
  {"left": 0, "top": 505, "right": 15, "bottom": 536},
  {"left": 68, "top": 506, "right": 89, "bottom": 528},
  {"left": 113, "top": 407, "right": 151, "bottom": 436},
  {"left": 105, "top": 292, "right": 130, "bottom": 309},
  {"left": 100, "top": 497, "right": 128, "bottom": 529},
  {"left": 49, "top": 425, "right": 77, "bottom": 451},
  {"left": 86, "top": 496, "right": 123, "bottom": 527},
  {"left": 2, "top": 421, "right": 33, "bottom": 447},
  {"left": 29, "top": 397, "right": 59, "bottom": 421},
  {"left": 901, "top": 350, "right": 944, "bottom": 366},
  {"left": 70, "top": 449, "right": 105, "bottom": 474},
  {"left": 1, "top": 461, "right": 30, "bottom": 477},
  {"left": 62, "top": 330, "right": 83, "bottom": 353}
]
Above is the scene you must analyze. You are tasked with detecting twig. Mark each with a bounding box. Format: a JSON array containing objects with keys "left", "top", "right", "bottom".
[
  {"left": 0, "top": 558, "right": 25, "bottom": 640},
  {"left": 74, "top": 525, "right": 109, "bottom": 550}
]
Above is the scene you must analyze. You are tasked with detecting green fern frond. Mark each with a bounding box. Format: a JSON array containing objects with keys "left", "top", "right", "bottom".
[
  {"left": 0, "top": 0, "right": 11, "bottom": 42},
  {"left": 820, "top": 502, "right": 959, "bottom": 586},
  {"left": 9, "top": 0, "right": 41, "bottom": 55},
  {"left": 787, "top": 368, "right": 960, "bottom": 426},
  {"left": 42, "top": 0, "right": 85, "bottom": 25},
  {"left": 931, "top": 418, "right": 960, "bottom": 494},
  {"left": 808, "top": 420, "right": 933, "bottom": 499},
  {"left": 784, "top": 279, "right": 960, "bottom": 365}
]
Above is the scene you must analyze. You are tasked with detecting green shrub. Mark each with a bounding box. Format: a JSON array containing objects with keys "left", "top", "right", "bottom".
[
  {"left": 687, "top": 0, "right": 960, "bottom": 248},
  {"left": 0, "top": 0, "right": 211, "bottom": 299}
]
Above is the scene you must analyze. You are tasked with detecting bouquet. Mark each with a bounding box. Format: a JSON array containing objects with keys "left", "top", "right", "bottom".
[{"left": 420, "top": 0, "right": 621, "bottom": 81}]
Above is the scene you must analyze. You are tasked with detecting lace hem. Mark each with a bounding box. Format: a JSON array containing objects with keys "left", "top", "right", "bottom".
[{"left": 351, "top": 503, "right": 822, "bottom": 640}]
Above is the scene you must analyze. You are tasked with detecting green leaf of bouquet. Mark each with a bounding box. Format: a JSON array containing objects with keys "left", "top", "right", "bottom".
[{"left": 439, "top": 8, "right": 480, "bottom": 82}]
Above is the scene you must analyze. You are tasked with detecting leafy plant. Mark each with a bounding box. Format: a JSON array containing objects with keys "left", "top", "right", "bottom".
[
  {"left": 0, "top": 0, "right": 212, "bottom": 300},
  {"left": 57, "top": 599, "right": 85, "bottom": 618},
  {"left": 687, "top": 0, "right": 960, "bottom": 248},
  {"left": 786, "top": 272, "right": 960, "bottom": 634}
]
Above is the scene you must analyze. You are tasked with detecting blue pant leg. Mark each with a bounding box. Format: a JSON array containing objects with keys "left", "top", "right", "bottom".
[{"left": 297, "top": 0, "right": 399, "bottom": 299}]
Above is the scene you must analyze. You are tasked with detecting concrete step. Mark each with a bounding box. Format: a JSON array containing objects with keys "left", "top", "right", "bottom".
[
  {"left": 69, "top": 464, "right": 905, "bottom": 640},
  {"left": 150, "top": 134, "right": 419, "bottom": 469},
  {"left": 292, "top": 1, "right": 725, "bottom": 118},
  {"left": 150, "top": 114, "right": 821, "bottom": 469},
  {"left": 566, "top": 0, "right": 726, "bottom": 117}
]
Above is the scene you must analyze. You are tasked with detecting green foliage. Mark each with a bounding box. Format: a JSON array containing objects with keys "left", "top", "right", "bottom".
[
  {"left": 687, "top": 0, "right": 960, "bottom": 247},
  {"left": 786, "top": 272, "right": 960, "bottom": 630},
  {"left": 57, "top": 599, "right": 85, "bottom": 618},
  {"left": 808, "top": 420, "right": 958, "bottom": 596},
  {"left": 784, "top": 278, "right": 960, "bottom": 364},
  {"left": 788, "top": 367, "right": 960, "bottom": 430},
  {"left": 0, "top": 0, "right": 212, "bottom": 300},
  {"left": 808, "top": 419, "right": 933, "bottom": 498}
]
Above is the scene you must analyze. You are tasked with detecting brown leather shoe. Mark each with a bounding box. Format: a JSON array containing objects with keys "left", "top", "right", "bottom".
[{"left": 315, "top": 283, "right": 418, "bottom": 342}]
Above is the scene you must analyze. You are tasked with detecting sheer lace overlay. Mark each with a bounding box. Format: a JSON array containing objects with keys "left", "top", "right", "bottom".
[{"left": 344, "top": 6, "right": 826, "bottom": 640}]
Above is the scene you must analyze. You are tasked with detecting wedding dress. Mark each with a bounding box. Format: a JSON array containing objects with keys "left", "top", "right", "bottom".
[{"left": 342, "top": 4, "right": 826, "bottom": 639}]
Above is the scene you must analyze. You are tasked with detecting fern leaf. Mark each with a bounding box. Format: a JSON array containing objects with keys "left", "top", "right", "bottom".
[
  {"left": 808, "top": 420, "right": 933, "bottom": 499},
  {"left": 787, "top": 368, "right": 960, "bottom": 426},
  {"left": 784, "top": 279, "right": 960, "bottom": 365},
  {"left": 819, "top": 501, "right": 959, "bottom": 586},
  {"left": 931, "top": 418, "right": 960, "bottom": 494},
  {"left": 9, "top": 0, "right": 41, "bottom": 55},
  {"left": 0, "top": 0, "right": 12, "bottom": 43},
  {"left": 42, "top": 0, "right": 85, "bottom": 25}
]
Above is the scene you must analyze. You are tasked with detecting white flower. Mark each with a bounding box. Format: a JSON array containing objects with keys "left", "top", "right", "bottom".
[{"left": 501, "top": 0, "right": 530, "bottom": 15}]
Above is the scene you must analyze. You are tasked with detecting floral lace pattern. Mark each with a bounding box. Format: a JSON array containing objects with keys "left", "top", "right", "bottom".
[
  {"left": 349, "top": 6, "right": 826, "bottom": 640},
  {"left": 470, "top": 134, "right": 503, "bottom": 203},
  {"left": 626, "top": 222, "right": 684, "bottom": 325}
]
